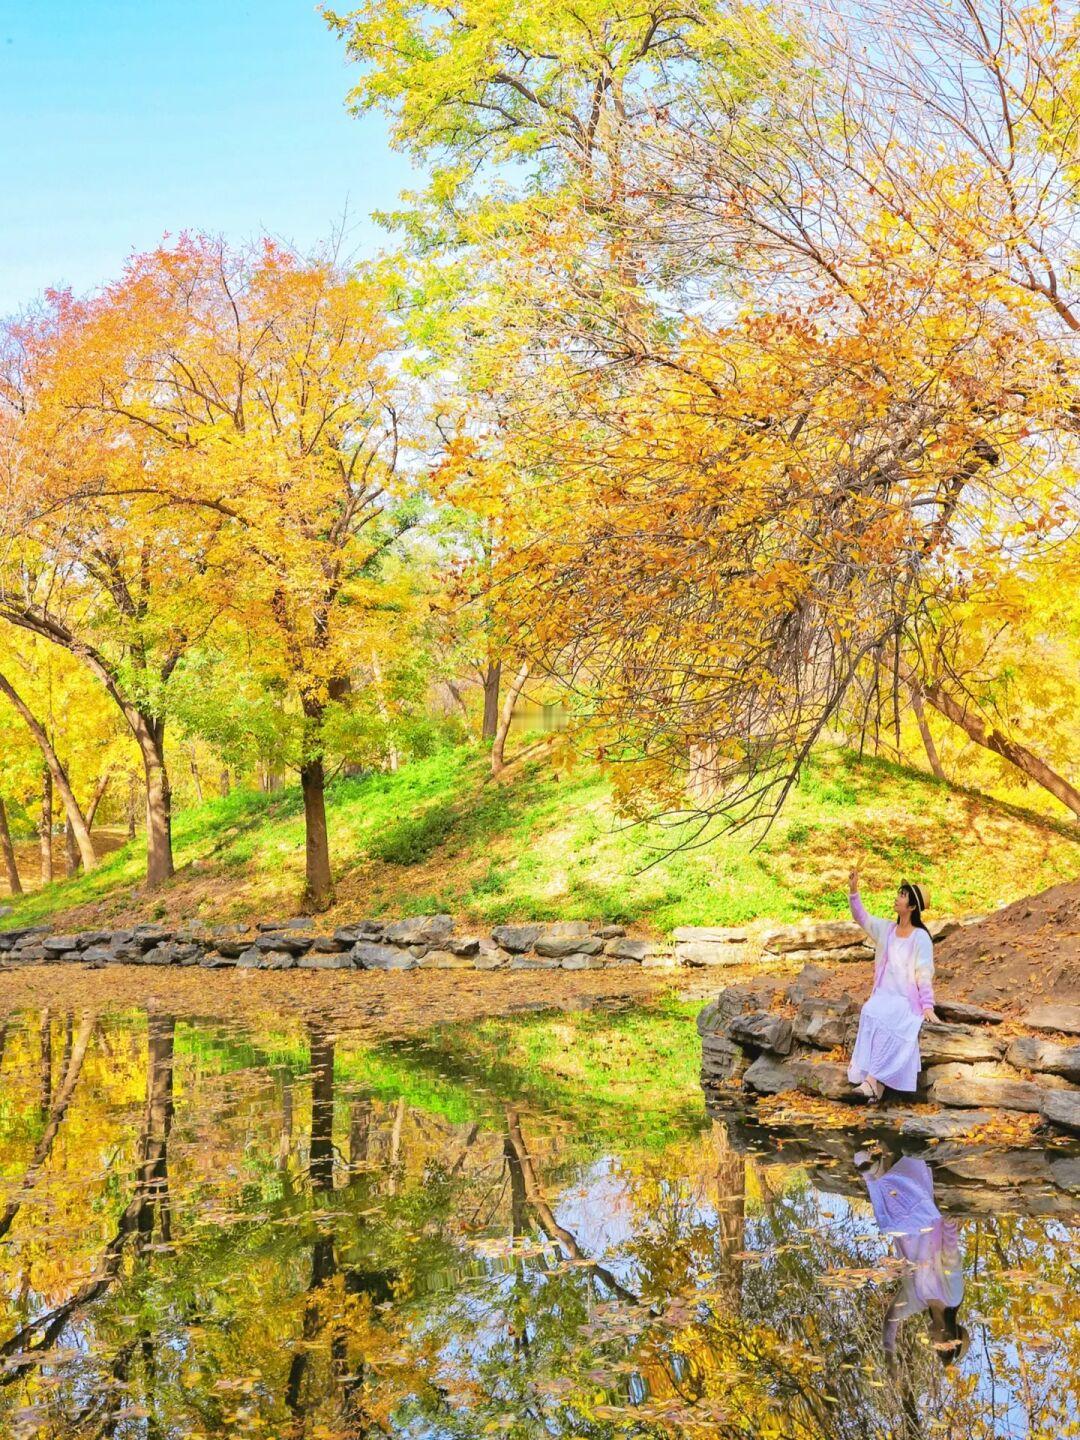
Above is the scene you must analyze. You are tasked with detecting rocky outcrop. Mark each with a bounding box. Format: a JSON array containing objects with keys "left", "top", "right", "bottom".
[
  {"left": 1024, "top": 1004, "right": 1080, "bottom": 1036},
  {"left": 700, "top": 977, "right": 1080, "bottom": 1124}
]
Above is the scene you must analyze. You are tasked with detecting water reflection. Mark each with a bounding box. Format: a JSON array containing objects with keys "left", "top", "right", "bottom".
[
  {"left": 0, "top": 1003, "right": 1074, "bottom": 1438},
  {"left": 854, "top": 1143, "right": 968, "bottom": 1370}
]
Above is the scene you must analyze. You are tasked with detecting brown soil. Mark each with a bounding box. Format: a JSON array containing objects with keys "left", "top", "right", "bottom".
[{"left": 931, "top": 877, "right": 1080, "bottom": 1010}]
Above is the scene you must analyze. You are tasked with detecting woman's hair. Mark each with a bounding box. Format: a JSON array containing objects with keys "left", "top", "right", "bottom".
[{"left": 899, "top": 880, "right": 931, "bottom": 935}]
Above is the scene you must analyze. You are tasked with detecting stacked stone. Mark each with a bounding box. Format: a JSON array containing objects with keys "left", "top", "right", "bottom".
[
  {"left": 699, "top": 973, "right": 1080, "bottom": 1135},
  {"left": 0, "top": 915, "right": 674, "bottom": 974}
]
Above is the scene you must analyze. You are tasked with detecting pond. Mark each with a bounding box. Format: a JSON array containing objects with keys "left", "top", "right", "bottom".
[{"left": 0, "top": 999, "right": 1076, "bottom": 1438}]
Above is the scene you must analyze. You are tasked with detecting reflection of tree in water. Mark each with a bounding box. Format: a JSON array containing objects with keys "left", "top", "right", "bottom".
[
  {"left": 0, "top": 1013, "right": 1075, "bottom": 1438},
  {"left": 0, "top": 1009, "right": 175, "bottom": 1419}
]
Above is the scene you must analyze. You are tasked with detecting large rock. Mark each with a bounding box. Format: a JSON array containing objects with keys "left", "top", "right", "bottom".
[
  {"left": 535, "top": 924, "right": 603, "bottom": 957},
  {"left": 352, "top": 942, "right": 417, "bottom": 971},
  {"left": 674, "top": 938, "right": 751, "bottom": 966},
  {"left": 1042, "top": 1089, "right": 1080, "bottom": 1134},
  {"left": 1050, "top": 1155, "right": 1080, "bottom": 1193},
  {"left": 696, "top": 999, "right": 727, "bottom": 1038},
  {"left": 490, "top": 923, "right": 544, "bottom": 953},
  {"left": 761, "top": 920, "right": 867, "bottom": 954},
  {"left": 793, "top": 996, "right": 856, "bottom": 1050},
  {"left": 701, "top": 1035, "right": 748, "bottom": 1083},
  {"left": 42, "top": 934, "right": 80, "bottom": 955},
  {"left": 897, "top": 1109, "right": 997, "bottom": 1140},
  {"left": 299, "top": 951, "right": 355, "bottom": 970},
  {"left": 81, "top": 946, "right": 115, "bottom": 967},
  {"left": 786, "top": 964, "right": 832, "bottom": 1003},
  {"left": 140, "top": 943, "right": 177, "bottom": 966},
  {"left": 1024, "top": 1004, "right": 1080, "bottom": 1037},
  {"left": 604, "top": 938, "right": 651, "bottom": 962},
  {"left": 200, "top": 951, "right": 237, "bottom": 968},
  {"left": 934, "top": 999, "right": 1004, "bottom": 1025},
  {"left": 729, "top": 1012, "right": 793, "bottom": 1056},
  {"left": 213, "top": 935, "right": 257, "bottom": 958},
  {"left": 743, "top": 1055, "right": 799, "bottom": 1095},
  {"left": 789, "top": 1058, "right": 858, "bottom": 1101},
  {"left": 417, "top": 949, "right": 475, "bottom": 970},
  {"left": 1006, "top": 1035, "right": 1080, "bottom": 1081},
  {"left": 237, "top": 947, "right": 262, "bottom": 969},
  {"left": 333, "top": 923, "right": 383, "bottom": 945},
  {"left": 933, "top": 1147, "right": 1055, "bottom": 1187},
  {"left": 716, "top": 984, "right": 780, "bottom": 1019},
  {"left": 308, "top": 935, "right": 351, "bottom": 954},
  {"left": 261, "top": 950, "right": 297, "bottom": 970},
  {"left": 473, "top": 941, "right": 510, "bottom": 971},
  {"left": 509, "top": 954, "right": 560, "bottom": 970},
  {"left": 925, "top": 917, "right": 962, "bottom": 942},
  {"left": 383, "top": 914, "right": 453, "bottom": 946},
  {"left": 560, "top": 953, "right": 601, "bottom": 970},
  {"left": 919, "top": 1022, "right": 1006, "bottom": 1064},
  {"left": 255, "top": 931, "right": 312, "bottom": 956},
  {"left": 927, "top": 1066, "right": 1049, "bottom": 1113},
  {"left": 132, "top": 926, "right": 173, "bottom": 948},
  {"left": 446, "top": 935, "right": 481, "bottom": 957}
]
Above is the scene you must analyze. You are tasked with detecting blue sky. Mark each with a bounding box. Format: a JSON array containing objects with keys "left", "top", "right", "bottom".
[{"left": 0, "top": 0, "right": 419, "bottom": 313}]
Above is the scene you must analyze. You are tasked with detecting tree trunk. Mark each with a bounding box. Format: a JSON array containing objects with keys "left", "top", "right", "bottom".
[
  {"left": 300, "top": 757, "right": 333, "bottom": 911},
  {"left": 64, "top": 821, "right": 79, "bottom": 878},
  {"left": 39, "top": 1009, "right": 52, "bottom": 1117},
  {"left": 308, "top": 1023, "right": 335, "bottom": 1194},
  {"left": 219, "top": 768, "right": 231, "bottom": 799},
  {"left": 0, "top": 1012, "right": 95, "bottom": 1241},
  {"left": 126, "top": 773, "right": 138, "bottom": 840},
  {"left": 39, "top": 768, "right": 53, "bottom": 886},
  {"left": 491, "top": 662, "right": 529, "bottom": 777},
  {"left": 133, "top": 717, "right": 174, "bottom": 887},
  {"left": 85, "top": 770, "right": 111, "bottom": 830},
  {"left": 0, "top": 672, "right": 97, "bottom": 871},
  {"left": 187, "top": 746, "right": 204, "bottom": 804},
  {"left": 481, "top": 660, "right": 502, "bottom": 740},
  {"left": 909, "top": 685, "right": 946, "bottom": 782},
  {"left": 920, "top": 678, "right": 1080, "bottom": 818},
  {"left": 137, "top": 1013, "right": 176, "bottom": 1249},
  {"left": 369, "top": 650, "right": 399, "bottom": 772},
  {"left": 0, "top": 797, "right": 22, "bottom": 895}
]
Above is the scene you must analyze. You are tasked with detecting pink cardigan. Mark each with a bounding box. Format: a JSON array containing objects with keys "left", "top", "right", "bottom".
[{"left": 850, "top": 890, "right": 935, "bottom": 1013}]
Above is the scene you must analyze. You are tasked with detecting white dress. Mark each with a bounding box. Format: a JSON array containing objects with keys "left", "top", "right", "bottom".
[{"left": 847, "top": 929, "right": 924, "bottom": 1092}]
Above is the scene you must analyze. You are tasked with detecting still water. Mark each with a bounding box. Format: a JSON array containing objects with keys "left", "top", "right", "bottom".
[{"left": 0, "top": 1003, "right": 1076, "bottom": 1438}]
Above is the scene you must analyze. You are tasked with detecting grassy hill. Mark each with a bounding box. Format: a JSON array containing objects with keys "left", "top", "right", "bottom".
[{"left": 2, "top": 742, "right": 1077, "bottom": 935}]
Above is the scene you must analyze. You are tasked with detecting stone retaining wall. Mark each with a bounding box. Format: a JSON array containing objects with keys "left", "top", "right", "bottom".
[
  {"left": 699, "top": 972, "right": 1080, "bottom": 1137},
  {"left": 0, "top": 911, "right": 972, "bottom": 976}
]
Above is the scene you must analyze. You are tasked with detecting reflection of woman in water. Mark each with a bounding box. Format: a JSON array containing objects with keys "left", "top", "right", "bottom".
[
  {"left": 855, "top": 1144, "right": 969, "bottom": 1368},
  {"left": 847, "top": 867, "right": 938, "bottom": 1103}
]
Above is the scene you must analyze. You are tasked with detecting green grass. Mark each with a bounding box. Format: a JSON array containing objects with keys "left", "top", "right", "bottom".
[{"left": 2, "top": 740, "right": 1077, "bottom": 933}]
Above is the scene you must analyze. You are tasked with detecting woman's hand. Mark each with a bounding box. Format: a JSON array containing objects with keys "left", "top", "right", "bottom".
[
  {"left": 922, "top": 1007, "right": 939, "bottom": 1024},
  {"left": 849, "top": 864, "right": 859, "bottom": 892}
]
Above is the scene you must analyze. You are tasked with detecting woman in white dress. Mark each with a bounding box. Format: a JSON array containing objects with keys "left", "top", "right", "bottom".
[{"left": 847, "top": 866, "right": 938, "bottom": 1102}]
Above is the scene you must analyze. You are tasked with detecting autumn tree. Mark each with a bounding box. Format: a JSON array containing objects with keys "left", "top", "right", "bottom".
[
  {"left": 0, "top": 299, "right": 232, "bottom": 886},
  {"left": 43, "top": 237, "right": 424, "bottom": 909},
  {"left": 335, "top": 0, "right": 1080, "bottom": 834}
]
